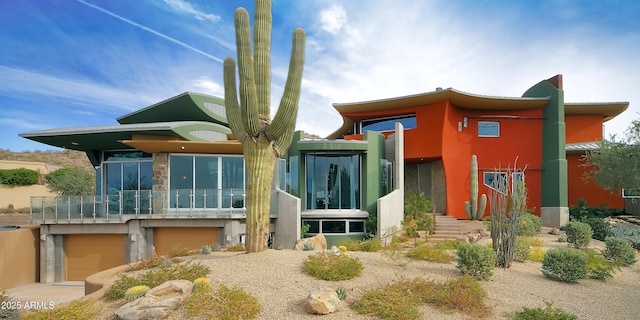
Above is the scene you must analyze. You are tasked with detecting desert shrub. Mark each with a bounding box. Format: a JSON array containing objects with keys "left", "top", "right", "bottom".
[
  {"left": 404, "top": 191, "right": 435, "bottom": 235},
  {"left": 350, "top": 276, "right": 488, "bottom": 319},
  {"left": 514, "top": 237, "right": 532, "bottom": 262},
  {"left": 168, "top": 246, "right": 197, "bottom": 258},
  {"left": 518, "top": 212, "right": 542, "bottom": 237},
  {"left": 519, "top": 236, "right": 544, "bottom": 247},
  {"left": 405, "top": 243, "right": 456, "bottom": 263},
  {"left": 510, "top": 301, "right": 577, "bottom": 320},
  {"left": 335, "top": 287, "right": 347, "bottom": 300},
  {"left": 456, "top": 243, "right": 496, "bottom": 280},
  {"left": 542, "top": 248, "right": 588, "bottom": 283},
  {"left": 584, "top": 249, "right": 618, "bottom": 282},
  {"left": 584, "top": 217, "right": 611, "bottom": 241},
  {"left": 569, "top": 198, "right": 623, "bottom": 220},
  {"left": 105, "top": 261, "right": 210, "bottom": 300},
  {"left": 0, "top": 291, "right": 19, "bottom": 320},
  {"left": 360, "top": 238, "right": 382, "bottom": 252},
  {"left": 225, "top": 243, "right": 245, "bottom": 252},
  {"left": 22, "top": 299, "right": 103, "bottom": 320},
  {"left": 433, "top": 240, "right": 462, "bottom": 250},
  {"left": 0, "top": 168, "right": 38, "bottom": 185},
  {"left": 185, "top": 284, "right": 261, "bottom": 320},
  {"left": 563, "top": 221, "right": 592, "bottom": 249},
  {"left": 302, "top": 252, "right": 363, "bottom": 281},
  {"left": 45, "top": 167, "right": 94, "bottom": 195},
  {"left": 201, "top": 245, "right": 212, "bottom": 254},
  {"left": 609, "top": 223, "right": 640, "bottom": 250},
  {"left": 603, "top": 236, "right": 637, "bottom": 266},
  {"left": 126, "top": 255, "right": 173, "bottom": 271},
  {"left": 530, "top": 248, "right": 545, "bottom": 261},
  {"left": 338, "top": 239, "right": 362, "bottom": 251}
]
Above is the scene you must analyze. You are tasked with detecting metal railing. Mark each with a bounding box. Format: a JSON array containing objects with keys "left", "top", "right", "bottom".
[{"left": 30, "top": 189, "right": 247, "bottom": 224}]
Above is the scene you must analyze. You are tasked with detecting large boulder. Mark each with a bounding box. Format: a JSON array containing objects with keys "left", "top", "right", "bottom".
[
  {"left": 294, "top": 234, "right": 327, "bottom": 251},
  {"left": 115, "top": 280, "right": 193, "bottom": 320},
  {"left": 305, "top": 287, "right": 341, "bottom": 315}
]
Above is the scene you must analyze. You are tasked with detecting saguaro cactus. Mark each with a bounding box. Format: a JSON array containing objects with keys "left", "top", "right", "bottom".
[
  {"left": 465, "top": 155, "right": 487, "bottom": 220},
  {"left": 223, "top": 0, "right": 305, "bottom": 253}
]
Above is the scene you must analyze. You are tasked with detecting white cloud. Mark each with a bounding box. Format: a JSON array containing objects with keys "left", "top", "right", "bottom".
[
  {"left": 162, "top": 0, "right": 220, "bottom": 22},
  {"left": 192, "top": 76, "right": 223, "bottom": 96},
  {"left": 318, "top": 5, "right": 347, "bottom": 35}
]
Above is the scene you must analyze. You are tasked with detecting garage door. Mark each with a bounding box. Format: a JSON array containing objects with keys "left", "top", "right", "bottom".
[
  {"left": 65, "top": 234, "right": 125, "bottom": 281},
  {"left": 154, "top": 227, "right": 219, "bottom": 256}
]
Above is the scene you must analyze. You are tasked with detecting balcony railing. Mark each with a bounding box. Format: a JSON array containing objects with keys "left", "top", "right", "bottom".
[{"left": 30, "top": 189, "right": 247, "bottom": 224}]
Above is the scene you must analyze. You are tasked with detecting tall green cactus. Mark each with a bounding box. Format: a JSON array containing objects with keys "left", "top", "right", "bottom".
[
  {"left": 465, "top": 155, "right": 487, "bottom": 220},
  {"left": 223, "top": 0, "right": 305, "bottom": 253}
]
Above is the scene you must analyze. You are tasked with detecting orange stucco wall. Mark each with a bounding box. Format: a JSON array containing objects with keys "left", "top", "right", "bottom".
[
  {"left": 567, "top": 154, "right": 624, "bottom": 209},
  {"left": 565, "top": 115, "right": 603, "bottom": 143},
  {"left": 441, "top": 106, "right": 543, "bottom": 219}
]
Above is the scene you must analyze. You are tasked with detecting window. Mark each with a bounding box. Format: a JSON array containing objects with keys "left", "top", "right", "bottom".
[
  {"left": 169, "top": 155, "right": 245, "bottom": 210},
  {"left": 101, "top": 151, "right": 153, "bottom": 214},
  {"left": 302, "top": 219, "right": 366, "bottom": 235},
  {"left": 361, "top": 114, "right": 416, "bottom": 133},
  {"left": 483, "top": 171, "right": 526, "bottom": 195},
  {"left": 478, "top": 121, "right": 500, "bottom": 137},
  {"left": 306, "top": 154, "right": 360, "bottom": 210}
]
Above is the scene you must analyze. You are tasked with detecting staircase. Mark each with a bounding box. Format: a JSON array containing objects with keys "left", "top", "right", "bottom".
[{"left": 431, "top": 214, "right": 462, "bottom": 241}]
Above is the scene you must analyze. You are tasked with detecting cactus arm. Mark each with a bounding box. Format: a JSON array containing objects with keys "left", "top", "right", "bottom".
[
  {"left": 465, "top": 200, "right": 472, "bottom": 219},
  {"left": 223, "top": 58, "right": 247, "bottom": 142},
  {"left": 234, "top": 8, "right": 260, "bottom": 137},
  {"left": 479, "top": 194, "right": 487, "bottom": 218},
  {"left": 254, "top": 0, "right": 271, "bottom": 117},
  {"left": 266, "top": 28, "right": 305, "bottom": 143}
]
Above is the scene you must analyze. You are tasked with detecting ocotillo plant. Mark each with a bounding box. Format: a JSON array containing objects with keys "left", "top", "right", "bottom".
[
  {"left": 465, "top": 155, "right": 487, "bottom": 220},
  {"left": 223, "top": 0, "right": 305, "bottom": 253}
]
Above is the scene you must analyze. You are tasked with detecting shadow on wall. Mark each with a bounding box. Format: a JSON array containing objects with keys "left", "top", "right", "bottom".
[{"left": 0, "top": 226, "right": 40, "bottom": 289}]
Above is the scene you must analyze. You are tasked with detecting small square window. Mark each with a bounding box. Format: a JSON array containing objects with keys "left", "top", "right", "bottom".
[
  {"left": 348, "top": 221, "right": 365, "bottom": 233},
  {"left": 302, "top": 220, "right": 319, "bottom": 234},
  {"left": 478, "top": 121, "right": 500, "bottom": 137},
  {"left": 322, "top": 221, "right": 346, "bottom": 234}
]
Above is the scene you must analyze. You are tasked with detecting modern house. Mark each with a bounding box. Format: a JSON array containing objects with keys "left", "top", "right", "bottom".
[
  {"left": 328, "top": 75, "right": 627, "bottom": 225},
  {"left": 19, "top": 92, "right": 404, "bottom": 282},
  {"left": 20, "top": 74, "right": 627, "bottom": 282}
]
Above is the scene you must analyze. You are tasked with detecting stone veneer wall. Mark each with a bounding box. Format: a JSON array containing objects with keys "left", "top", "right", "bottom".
[{"left": 152, "top": 153, "right": 168, "bottom": 212}]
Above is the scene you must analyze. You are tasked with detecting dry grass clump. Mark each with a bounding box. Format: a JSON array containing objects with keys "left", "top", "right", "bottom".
[
  {"left": 405, "top": 242, "right": 457, "bottom": 263},
  {"left": 22, "top": 299, "right": 103, "bottom": 320},
  {"left": 302, "top": 252, "right": 364, "bottom": 281},
  {"left": 350, "top": 276, "right": 489, "bottom": 320},
  {"left": 184, "top": 284, "right": 261, "bottom": 320}
]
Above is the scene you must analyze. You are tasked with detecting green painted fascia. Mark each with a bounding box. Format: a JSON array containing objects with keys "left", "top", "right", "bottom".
[
  {"left": 522, "top": 79, "right": 567, "bottom": 207},
  {"left": 117, "top": 93, "right": 228, "bottom": 126}
]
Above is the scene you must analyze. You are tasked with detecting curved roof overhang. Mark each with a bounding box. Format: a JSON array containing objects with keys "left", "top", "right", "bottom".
[
  {"left": 117, "top": 92, "right": 228, "bottom": 126},
  {"left": 19, "top": 121, "right": 231, "bottom": 152},
  {"left": 328, "top": 88, "right": 550, "bottom": 139},
  {"left": 565, "top": 102, "right": 628, "bottom": 122}
]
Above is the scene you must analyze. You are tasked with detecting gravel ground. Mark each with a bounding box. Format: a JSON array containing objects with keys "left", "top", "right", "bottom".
[{"left": 94, "top": 226, "right": 640, "bottom": 320}]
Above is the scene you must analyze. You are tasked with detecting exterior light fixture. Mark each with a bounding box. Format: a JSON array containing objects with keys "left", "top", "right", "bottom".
[
  {"left": 463, "top": 116, "right": 468, "bottom": 127},
  {"left": 458, "top": 121, "right": 463, "bottom": 132}
]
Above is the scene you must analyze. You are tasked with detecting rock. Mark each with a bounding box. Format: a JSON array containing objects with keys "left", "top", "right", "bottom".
[
  {"left": 414, "top": 230, "right": 428, "bottom": 239},
  {"left": 327, "top": 246, "right": 341, "bottom": 255},
  {"left": 305, "top": 287, "right": 341, "bottom": 315},
  {"left": 549, "top": 228, "right": 560, "bottom": 235},
  {"left": 294, "top": 234, "right": 327, "bottom": 251},
  {"left": 115, "top": 280, "right": 193, "bottom": 320}
]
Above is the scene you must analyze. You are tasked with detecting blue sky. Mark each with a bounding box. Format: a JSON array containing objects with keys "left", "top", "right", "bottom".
[{"left": 1, "top": 0, "right": 639, "bottom": 152}]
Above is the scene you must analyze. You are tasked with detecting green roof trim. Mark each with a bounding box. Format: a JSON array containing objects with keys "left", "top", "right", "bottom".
[{"left": 117, "top": 92, "right": 228, "bottom": 126}]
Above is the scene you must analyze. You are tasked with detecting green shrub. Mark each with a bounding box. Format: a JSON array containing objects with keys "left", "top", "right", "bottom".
[
  {"left": 564, "top": 221, "right": 592, "bottom": 249},
  {"left": 185, "top": 284, "right": 261, "bottom": 320},
  {"left": 569, "top": 198, "right": 623, "bottom": 220},
  {"left": 584, "top": 249, "right": 618, "bottom": 282},
  {"left": 584, "top": 217, "right": 611, "bottom": 241},
  {"left": 404, "top": 192, "right": 435, "bottom": 235},
  {"left": 609, "top": 223, "right": 640, "bottom": 250},
  {"left": 511, "top": 301, "right": 577, "bottom": 320},
  {"left": 518, "top": 212, "right": 542, "bottom": 237},
  {"left": 22, "top": 299, "right": 103, "bottom": 320},
  {"left": 360, "top": 238, "right": 382, "bottom": 252},
  {"left": 201, "top": 244, "right": 212, "bottom": 254},
  {"left": 514, "top": 237, "right": 532, "bottom": 262},
  {"left": 45, "top": 167, "right": 95, "bottom": 195},
  {"left": 406, "top": 244, "right": 456, "bottom": 263},
  {"left": 335, "top": 287, "right": 347, "bottom": 300},
  {"left": 530, "top": 248, "right": 545, "bottom": 261},
  {"left": 0, "top": 168, "right": 39, "bottom": 185},
  {"left": 456, "top": 243, "right": 496, "bottom": 280},
  {"left": 603, "top": 236, "right": 637, "bottom": 266},
  {"left": 302, "top": 253, "right": 363, "bottom": 281},
  {"left": 542, "top": 248, "right": 588, "bottom": 283}
]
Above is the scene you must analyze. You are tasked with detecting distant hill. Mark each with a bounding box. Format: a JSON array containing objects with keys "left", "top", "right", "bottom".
[{"left": 0, "top": 149, "right": 93, "bottom": 171}]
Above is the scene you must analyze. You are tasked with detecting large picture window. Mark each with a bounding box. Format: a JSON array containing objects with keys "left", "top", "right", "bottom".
[
  {"left": 101, "top": 151, "right": 152, "bottom": 214},
  {"left": 306, "top": 154, "right": 360, "bottom": 210},
  {"left": 360, "top": 114, "right": 416, "bottom": 133},
  {"left": 483, "top": 171, "right": 525, "bottom": 195},
  {"left": 169, "top": 155, "right": 245, "bottom": 210}
]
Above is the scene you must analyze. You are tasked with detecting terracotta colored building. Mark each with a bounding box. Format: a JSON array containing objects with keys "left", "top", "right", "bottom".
[{"left": 328, "top": 75, "right": 627, "bottom": 225}]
